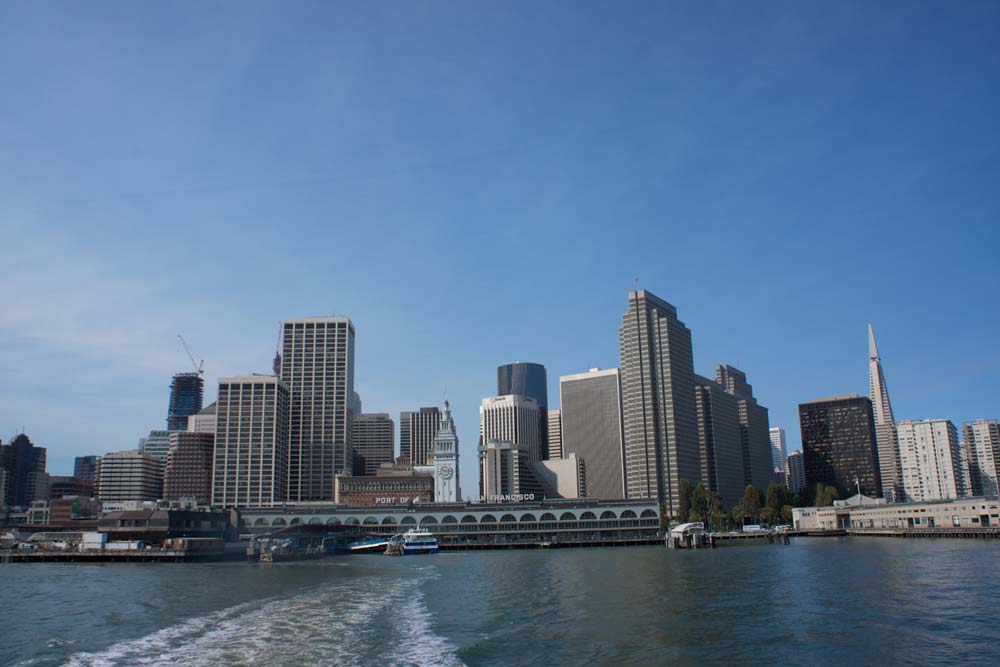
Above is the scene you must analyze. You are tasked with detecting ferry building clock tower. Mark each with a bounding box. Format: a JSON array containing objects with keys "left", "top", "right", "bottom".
[{"left": 433, "top": 400, "right": 461, "bottom": 502}]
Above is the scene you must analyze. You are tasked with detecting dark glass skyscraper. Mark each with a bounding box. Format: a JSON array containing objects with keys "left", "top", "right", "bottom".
[
  {"left": 167, "top": 372, "right": 205, "bottom": 431},
  {"left": 497, "top": 362, "right": 549, "bottom": 458},
  {"left": 0, "top": 434, "right": 47, "bottom": 507},
  {"left": 799, "top": 395, "right": 882, "bottom": 497}
]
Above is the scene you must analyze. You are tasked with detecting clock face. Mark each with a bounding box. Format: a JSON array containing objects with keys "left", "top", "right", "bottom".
[{"left": 439, "top": 465, "right": 453, "bottom": 479}]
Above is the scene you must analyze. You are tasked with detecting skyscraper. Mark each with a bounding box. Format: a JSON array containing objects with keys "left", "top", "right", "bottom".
[
  {"left": 618, "top": 290, "right": 699, "bottom": 516},
  {"left": 478, "top": 439, "right": 542, "bottom": 500},
  {"left": 280, "top": 316, "right": 355, "bottom": 501},
  {"left": 547, "top": 409, "right": 563, "bottom": 460},
  {"left": 693, "top": 375, "right": 745, "bottom": 508},
  {"left": 399, "top": 408, "right": 442, "bottom": 466},
  {"left": 167, "top": 372, "right": 204, "bottom": 431},
  {"left": 963, "top": 419, "right": 1000, "bottom": 496},
  {"left": 769, "top": 428, "right": 787, "bottom": 481},
  {"left": 716, "top": 364, "right": 773, "bottom": 491},
  {"left": 97, "top": 450, "right": 162, "bottom": 502},
  {"left": 351, "top": 413, "right": 395, "bottom": 476},
  {"left": 868, "top": 324, "right": 902, "bottom": 501},
  {"left": 187, "top": 402, "right": 217, "bottom": 434},
  {"left": 0, "top": 434, "right": 47, "bottom": 507},
  {"left": 73, "top": 455, "right": 100, "bottom": 482},
  {"left": 163, "top": 431, "right": 214, "bottom": 504},
  {"left": 497, "top": 362, "right": 549, "bottom": 458},
  {"left": 480, "top": 395, "right": 542, "bottom": 462},
  {"left": 799, "top": 395, "right": 882, "bottom": 497},
  {"left": 560, "top": 368, "right": 626, "bottom": 500},
  {"left": 432, "top": 401, "right": 461, "bottom": 502},
  {"left": 212, "top": 375, "right": 289, "bottom": 508},
  {"left": 897, "top": 419, "right": 967, "bottom": 502},
  {"left": 138, "top": 430, "right": 172, "bottom": 462},
  {"left": 785, "top": 450, "right": 806, "bottom": 495},
  {"left": 399, "top": 411, "right": 414, "bottom": 461}
]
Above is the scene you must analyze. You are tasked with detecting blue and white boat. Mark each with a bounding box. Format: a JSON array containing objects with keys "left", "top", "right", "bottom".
[{"left": 399, "top": 529, "right": 438, "bottom": 555}]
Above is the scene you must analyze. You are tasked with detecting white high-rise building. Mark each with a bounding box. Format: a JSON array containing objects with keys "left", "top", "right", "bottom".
[
  {"left": 187, "top": 402, "right": 218, "bottom": 434},
  {"left": 769, "top": 427, "right": 787, "bottom": 481},
  {"left": 963, "top": 420, "right": 1000, "bottom": 496},
  {"left": 480, "top": 395, "right": 542, "bottom": 462},
  {"left": 547, "top": 409, "right": 563, "bottom": 460},
  {"left": 869, "top": 325, "right": 902, "bottom": 501},
  {"left": 432, "top": 401, "right": 461, "bottom": 503},
  {"left": 212, "top": 375, "right": 289, "bottom": 508},
  {"left": 280, "top": 316, "right": 355, "bottom": 501},
  {"left": 897, "top": 419, "right": 968, "bottom": 502},
  {"left": 97, "top": 450, "right": 163, "bottom": 502}
]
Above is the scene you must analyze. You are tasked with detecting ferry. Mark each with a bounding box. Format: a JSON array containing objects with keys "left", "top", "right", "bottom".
[{"left": 392, "top": 529, "right": 438, "bottom": 555}]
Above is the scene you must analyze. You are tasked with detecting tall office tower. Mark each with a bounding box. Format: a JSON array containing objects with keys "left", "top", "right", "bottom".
[
  {"left": 73, "top": 455, "right": 100, "bottom": 481},
  {"left": 96, "top": 450, "right": 163, "bottom": 502},
  {"left": 138, "top": 430, "right": 172, "bottom": 462},
  {"left": 478, "top": 439, "right": 543, "bottom": 500},
  {"left": 281, "top": 316, "right": 355, "bottom": 501},
  {"left": 433, "top": 401, "right": 461, "bottom": 502},
  {"left": 167, "top": 372, "right": 204, "bottom": 431},
  {"left": 868, "top": 325, "right": 902, "bottom": 501},
  {"left": 799, "top": 395, "right": 882, "bottom": 497},
  {"left": 693, "top": 376, "right": 745, "bottom": 509},
  {"left": 187, "top": 402, "right": 218, "bottom": 434},
  {"left": 785, "top": 450, "right": 806, "bottom": 495},
  {"left": 897, "top": 419, "right": 967, "bottom": 502},
  {"left": 547, "top": 409, "right": 563, "bottom": 460},
  {"left": 212, "top": 375, "right": 289, "bottom": 508},
  {"left": 351, "top": 413, "right": 395, "bottom": 476},
  {"left": 400, "top": 408, "right": 443, "bottom": 467},
  {"left": 619, "top": 290, "right": 699, "bottom": 517},
  {"left": 963, "top": 420, "right": 1000, "bottom": 496},
  {"left": 559, "top": 368, "right": 626, "bottom": 500},
  {"left": 498, "top": 362, "right": 549, "bottom": 458},
  {"left": 0, "top": 434, "right": 47, "bottom": 507},
  {"left": 769, "top": 428, "right": 787, "bottom": 482},
  {"left": 163, "top": 431, "right": 214, "bottom": 504},
  {"left": 715, "top": 365, "right": 772, "bottom": 492},
  {"left": 480, "top": 395, "right": 542, "bottom": 462},
  {"left": 399, "top": 411, "right": 414, "bottom": 461}
]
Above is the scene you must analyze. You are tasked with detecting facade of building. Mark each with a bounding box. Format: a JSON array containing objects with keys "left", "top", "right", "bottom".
[
  {"left": 897, "top": 419, "right": 967, "bottom": 502},
  {"left": 478, "top": 439, "right": 543, "bottom": 501},
  {"left": 167, "top": 371, "right": 205, "bottom": 431},
  {"left": 799, "top": 395, "right": 882, "bottom": 497},
  {"left": 532, "top": 454, "right": 587, "bottom": 499},
  {"left": 786, "top": 451, "right": 806, "bottom": 495},
  {"left": 497, "top": 362, "right": 549, "bottom": 459},
  {"left": 73, "top": 455, "right": 100, "bottom": 482},
  {"left": 96, "top": 450, "right": 163, "bottom": 502},
  {"left": 559, "top": 368, "right": 625, "bottom": 500},
  {"left": 138, "top": 430, "right": 172, "bottom": 463},
  {"left": 187, "top": 402, "right": 218, "bottom": 434},
  {"left": 963, "top": 419, "right": 1000, "bottom": 497},
  {"left": 716, "top": 365, "right": 773, "bottom": 492},
  {"left": 769, "top": 427, "right": 787, "bottom": 482},
  {"left": 432, "top": 402, "right": 461, "bottom": 503},
  {"left": 547, "top": 409, "right": 563, "bottom": 460},
  {"left": 868, "top": 325, "right": 902, "bottom": 501},
  {"left": 333, "top": 471, "right": 434, "bottom": 506},
  {"left": 0, "top": 434, "right": 47, "bottom": 507},
  {"left": 212, "top": 375, "right": 290, "bottom": 508},
  {"left": 794, "top": 495, "right": 1000, "bottom": 532},
  {"left": 399, "top": 408, "right": 441, "bottom": 467},
  {"left": 618, "top": 290, "right": 699, "bottom": 517},
  {"left": 480, "top": 395, "right": 543, "bottom": 463},
  {"left": 693, "top": 375, "right": 745, "bottom": 509},
  {"left": 280, "top": 316, "right": 356, "bottom": 501},
  {"left": 163, "top": 431, "right": 215, "bottom": 504},
  {"left": 351, "top": 413, "right": 395, "bottom": 476},
  {"left": 48, "top": 476, "right": 94, "bottom": 499}
]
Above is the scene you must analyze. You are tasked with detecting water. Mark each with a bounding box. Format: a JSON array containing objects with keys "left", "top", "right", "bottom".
[{"left": 3, "top": 538, "right": 1000, "bottom": 666}]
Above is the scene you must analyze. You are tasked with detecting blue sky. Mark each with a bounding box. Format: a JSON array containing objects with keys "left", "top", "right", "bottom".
[{"left": 2, "top": 2, "right": 999, "bottom": 492}]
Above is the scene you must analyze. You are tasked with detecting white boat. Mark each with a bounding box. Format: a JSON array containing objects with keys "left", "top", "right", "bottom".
[{"left": 399, "top": 529, "right": 438, "bottom": 555}]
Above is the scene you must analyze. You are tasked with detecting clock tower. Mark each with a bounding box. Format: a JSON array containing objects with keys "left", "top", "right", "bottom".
[{"left": 432, "top": 400, "right": 461, "bottom": 502}]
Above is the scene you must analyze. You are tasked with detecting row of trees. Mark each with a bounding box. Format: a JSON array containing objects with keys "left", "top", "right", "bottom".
[{"left": 673, "top": 480, "right": 845, "bottom": 529}]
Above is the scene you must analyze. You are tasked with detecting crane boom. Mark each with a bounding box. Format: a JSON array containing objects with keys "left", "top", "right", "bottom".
[{"left": 177, "top": 334, "right": 204, "bottom": 375}]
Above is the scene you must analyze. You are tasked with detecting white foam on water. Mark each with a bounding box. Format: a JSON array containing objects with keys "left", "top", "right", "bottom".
[{"left": 59, "top": 570, "right": 465, "bottom": 667}]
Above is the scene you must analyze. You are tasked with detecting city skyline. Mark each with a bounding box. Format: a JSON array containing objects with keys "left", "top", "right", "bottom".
[{"left": 3, "top": 4, "right": 1000, "bottom": 496}]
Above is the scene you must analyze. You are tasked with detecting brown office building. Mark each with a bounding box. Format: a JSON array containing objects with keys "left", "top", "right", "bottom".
[{"left": 164, "top": 431, "right": 215, "bottom": 504}]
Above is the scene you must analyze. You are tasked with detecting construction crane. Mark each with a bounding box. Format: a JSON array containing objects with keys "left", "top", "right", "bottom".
[{"left": 177, "top": 334, "right": 204, "bottom": 376}]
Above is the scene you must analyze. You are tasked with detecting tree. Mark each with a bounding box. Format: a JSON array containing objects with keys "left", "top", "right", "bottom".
[
  {"left": 741, "top": 485, "right": 762, "bottom": 523},
  {"left": 781, "top": 504, "right": 794, "bottom": 524},
  {"left": 764, "top": 483, "right": 791, "bottom": 525},
  {"left": 677, "top": 479, "right": 693, "bottom": 523},
  {"left": 815, "top": 483, "right": 840, "bottom": 507},
  {"left": 689, "top": 483, "right": 708, "bottom": 524}
]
